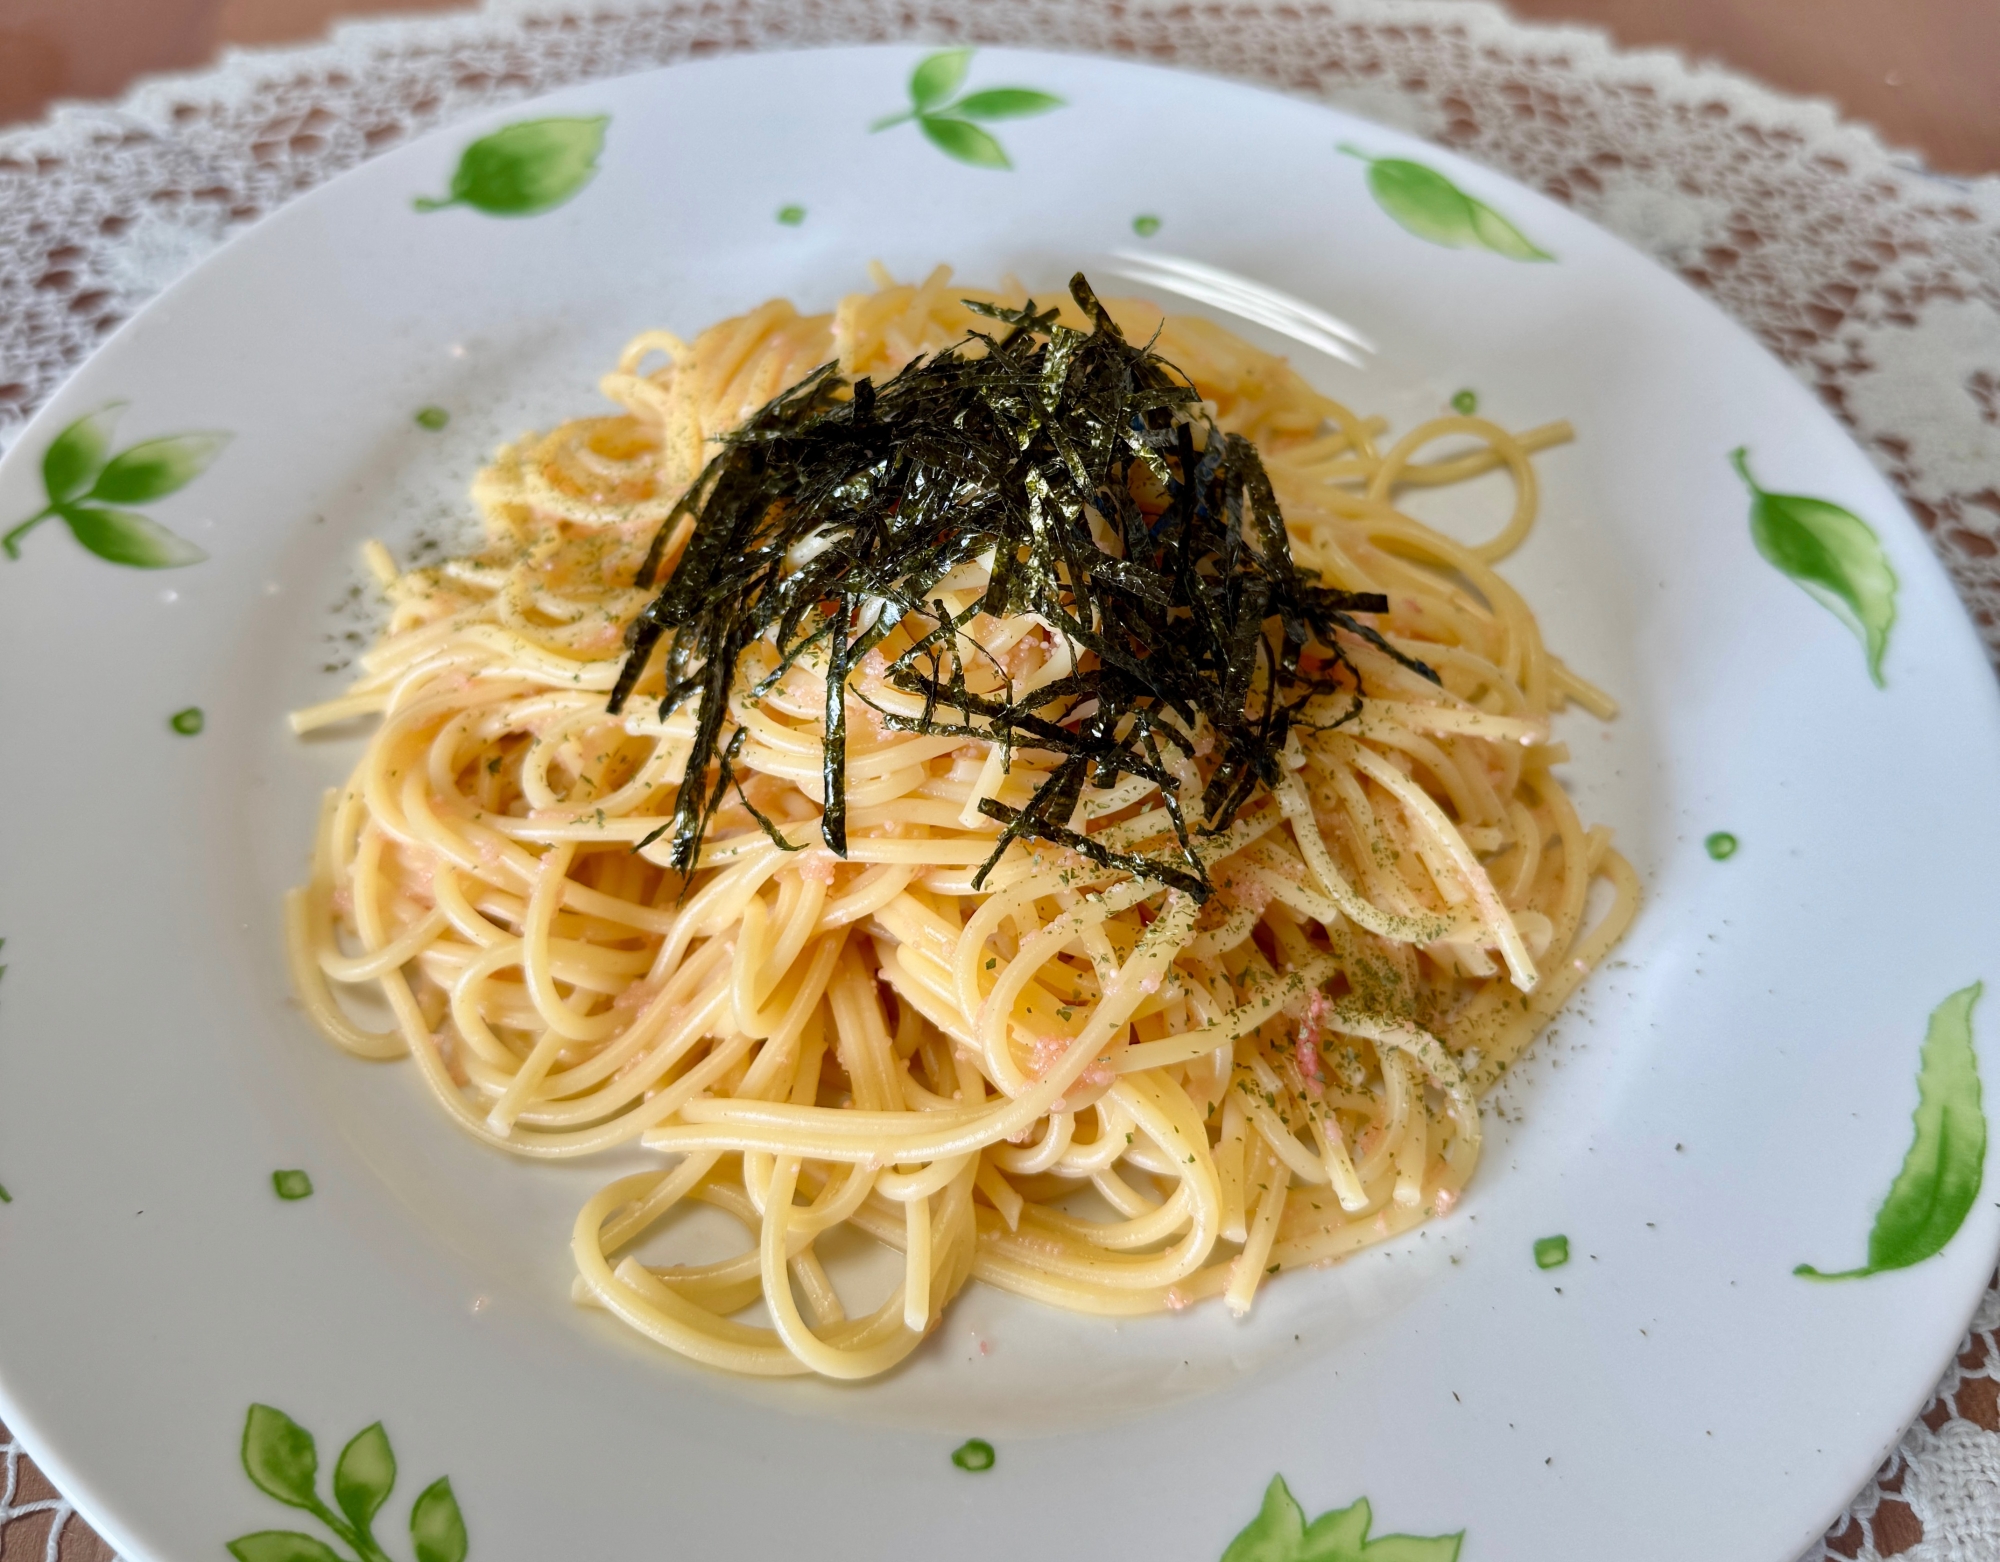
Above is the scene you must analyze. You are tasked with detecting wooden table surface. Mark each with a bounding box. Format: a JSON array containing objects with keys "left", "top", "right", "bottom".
[{"left": 0, "top": 0, "right": 1995, "bottom": 174}]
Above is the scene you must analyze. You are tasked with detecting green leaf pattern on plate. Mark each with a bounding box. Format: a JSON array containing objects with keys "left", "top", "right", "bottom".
[
  {"left": 410, "top": 1479, "right": 470, "bottom": 1562},
  {"left": 92, "top": 432, "right": 231, "bottom": 504},
  {"left": 908, "top": 47, "right": 971, "bottom": 112},
  {"left": 243, "top": 1406, "right": 321, "bottom": 1510},
  {"left": 1733, "top": 447, "right": 1897, "bottom": 687},
  {"left": 228, "top": 1533, "right": 350, "bottom": 1562},
  {"left": 334, "top": 1424, "right": 397, "bottom": 1531},
  {"left": 870, "top": 49, "right": 1062, "bottom": 169},
  {"left": 1797, "top": 983, "right": 1986, "bottom": 1281},
  {"left": 62, "top": 505, "right": 206, "bottom": 568},
  {"left": 42, "top": 401, "right": 121, "bottom": 504},
  {"left": 414, "top": 117, "right": 609, "bottom": 216},
  {"left": 1340, "top": 145, "right": 1552, "bottom": 261},
  {"left": 4, "top": 405, "right": 224, "bottom": 568},
  {"left": 232, "top": 1405, "right": 469, "bottom": 1562},
  {"left": 1222, "top": 1476, "right": 1462, "bottom": 1562},
  {"left": 919, "top": 116, "right": 1010, "bottom": 170}
]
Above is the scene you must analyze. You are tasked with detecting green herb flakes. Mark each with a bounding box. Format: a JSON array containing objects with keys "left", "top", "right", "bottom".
[
  {"left": 272, "top": 1169, "right": 315, "bottom": 1201},
  {"left": 169, "top": 706, "right": 205, "bottom": 736},
  {"left": 1704, "top": 831, "right": 1738, "bottom": 860},
  {"left": 951, "top": 1437, "right": 996, "bottom": 1471},
  {"left": 1533, "top": 1234, "right": 1569, "bottom": 1269}
]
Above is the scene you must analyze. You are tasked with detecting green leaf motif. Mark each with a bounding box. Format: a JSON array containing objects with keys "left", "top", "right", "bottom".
[
  {"left": 1223, "top": 1476, "right": 1307, "bottom": 1562},
  {"left": 5, "top": 403, "right": 220, "bottom": 568},
  {"left": 234, "top": 1405, "right": 469, "bottom": 1562},
  {"left": 415, "top": 117, "right": 609, "bottom": 216},
  {"left": 334, "top": 1423, "right": 396, "bottom": 1530},
  {"left": 1340, "top": 145, "right": 1552, "bottom": 261},
  {"left": 411, "top": 1477, "right": 469, "bottom": 1562},
  {"left": 42, "top": 404, "right": 122, "bottom": 504},
  {"left": 953, "top": 88, "right": 1064, "bottom": 121},
  {"left": 243, "top": 1405, "right": 321, "bottom": 1510},
  {"left": 1466, "top": 200, "right": 1550, "bottom": 261},
  {"left": 1359, "top": 1540, "right": 1466, "bottom": 1562},
  {"left": 227, "top": 1532, "right": 350, "bottom": 1562},
  {"left": 920, "top": 116, "right": 1011, "bottom": 169},
  {"left": 1733, "top": 447, "right": 1897, "bottom": 687},
  {"left": 90, "top": 431, "right": 230, "bottom": 504},
  {"left": 871, "top": 50, "right": 1063, "bottom": 168},
  {"left": 909, "top": 48, "right": 972, "bottom": 111},
  {"left": 1221, "top": 1476, "right": 1462, "bottom": 1562},
  {"left": 61, "top": 504, "right": 207, "bottom": 568},
  {"left": 1798, "top": 982, "right": 1986, "bottom": 1281}
]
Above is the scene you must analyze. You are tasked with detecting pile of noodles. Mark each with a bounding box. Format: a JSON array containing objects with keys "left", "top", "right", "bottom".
[{"left": 288, "top": 266, "right": 1637, "bottom": 1379}]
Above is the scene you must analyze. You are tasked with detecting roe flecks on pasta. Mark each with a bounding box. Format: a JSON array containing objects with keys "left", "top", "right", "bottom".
[{"left": 287, "top": 265, "right": 1637, "bottom": 1380}]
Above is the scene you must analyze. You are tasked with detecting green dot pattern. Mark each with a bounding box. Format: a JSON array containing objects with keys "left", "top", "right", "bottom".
[{"left": 951, "top": 1438, "right": 996, "bottom": 1471}]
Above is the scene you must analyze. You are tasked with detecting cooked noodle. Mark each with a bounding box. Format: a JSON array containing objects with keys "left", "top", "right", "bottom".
[{"left": 287, "top": 265, "right": 1637, "bottom": 1379}]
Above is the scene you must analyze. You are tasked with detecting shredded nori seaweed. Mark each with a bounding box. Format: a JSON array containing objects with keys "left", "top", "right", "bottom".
[{"left": 610, "top": 273, "right": 1436, "bottom": 899}]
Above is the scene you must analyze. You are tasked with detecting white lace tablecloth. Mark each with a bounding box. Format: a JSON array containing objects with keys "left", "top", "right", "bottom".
[{"left": 2, "top": 3, "right": 1998, "bottom": 1558}]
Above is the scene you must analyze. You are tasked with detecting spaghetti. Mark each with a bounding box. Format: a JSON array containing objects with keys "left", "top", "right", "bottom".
[{"left": 288, "top": 265, "right": 1637, "bottom": 1380}]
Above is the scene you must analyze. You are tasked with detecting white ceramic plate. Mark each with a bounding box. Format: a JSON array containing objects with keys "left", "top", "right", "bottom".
[{"left": 2, "top": 46, "right": 1996, "bottom": 1562}]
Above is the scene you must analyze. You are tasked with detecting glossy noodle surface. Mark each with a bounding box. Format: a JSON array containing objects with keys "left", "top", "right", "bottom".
[{"left": 287, "top": 267, "right": 1636, "bottom": 1379}]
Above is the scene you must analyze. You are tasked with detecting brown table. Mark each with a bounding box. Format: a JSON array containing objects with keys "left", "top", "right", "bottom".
[{"left": 2, "top": 0, "right": 1996, "bottom": 173}]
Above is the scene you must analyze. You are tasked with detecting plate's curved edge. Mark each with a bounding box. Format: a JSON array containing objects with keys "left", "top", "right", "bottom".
[{"left": 0, "top": 41, "right": 1997, "bottom": 1562}]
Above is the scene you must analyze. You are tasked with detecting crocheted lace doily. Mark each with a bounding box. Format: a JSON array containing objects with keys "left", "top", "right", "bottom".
[{"left": 2, "top": 4, "right": 1997, "bottom": 1560}]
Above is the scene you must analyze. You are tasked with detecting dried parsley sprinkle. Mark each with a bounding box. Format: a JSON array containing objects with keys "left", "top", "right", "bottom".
[
  {"left": 414, "top": 406, "right": 450, "bottom": 430},
  {"left": 1451, "top": 388, "right": 1478, "bottom": 415},
  {"left": 1533, "top": 1234, "right": 1570, "bottom": 1269},
  {"left": 0, "top": 1182, "right": 12, "bottom": 1204},
  {"left": 1705, "top": 831, "right": 1738, "bottom": 860},
  {"left": 272, "top": 1169, "right": 314, "bottom": 1201},
  {"left": 169, "top": 706, "right": 204, "bottom": 736},
  {"left": 951, "top": 1438, "right": 996, "bottom": 1471},
  {"left": 1132, "top": 213, "right": 1162, "bottom": 236},
  {"left": 776, "top": 204, "right": 807, "bottom": 226},
  {"left": 611, "top": 273, "right": 1435, "bottom": 896}
]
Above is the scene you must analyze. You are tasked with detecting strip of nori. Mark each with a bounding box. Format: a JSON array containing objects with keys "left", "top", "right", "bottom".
[{"left": 611, "top": 273, "right": 1434, "bottom": 898}]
